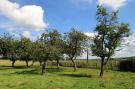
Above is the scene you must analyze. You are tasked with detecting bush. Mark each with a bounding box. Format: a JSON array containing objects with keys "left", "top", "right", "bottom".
[{"left": 119, "top": 60, "right": 135, "bottom": 72}]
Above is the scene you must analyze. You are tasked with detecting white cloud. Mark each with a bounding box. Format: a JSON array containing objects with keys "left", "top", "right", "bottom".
[
  {"left": 83, "top": 32, "right": 135, "bottom": 58},
  {"left": 0, "top": 0, "right": 47, "bottom": 31},
  {"left": 115, "top": 32, "right": 135, "bottom": 57},
  {"left": 22, "top": 31, "right": 31, "bottom": 38},
  {"left": 84, "top": 32, "right": 96, "bottom": 38},
  {"left": 98, "top": 0, "right": 127, "bottom": 10}
]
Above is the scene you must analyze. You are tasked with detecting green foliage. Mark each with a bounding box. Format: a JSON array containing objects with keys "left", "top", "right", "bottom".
[
  {"left": 91, "top": 5, "right": 130, "bottom": 77},
  {"left": 7, "top": 39, "right": 20, "bottom": 62},
  {"left": 39, "top": 29, "right": 64, "bottom": 61},
  {"left": 18, "top": 37, "right": 33, "bottom": 61},
  {"left": 0, "top": 33, "right": 20, "bottom": 65},
  {"left": 0, "top": 33, "right": 13, "bottom": 57},
  {"left": 92, "top": 5, "right": 130, "bottom": 59},
  {"left": 64, "top": 28, "right": 87, "bottom": 59},
  {"left": 63, "top": 28, "right": 87, "bottom": 71},
  {"left": 120, "top": 60, "right": 135, "bottom": 72},
  {"left": 37, "top": 29, "right": 64, "bottom": 74}
]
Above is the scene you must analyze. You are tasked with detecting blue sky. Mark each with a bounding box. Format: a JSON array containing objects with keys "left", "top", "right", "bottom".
[
  {"left": 0, "top": 0, "right": 135, "bottom": 58},
  {"left": 18, "top": 0, "right": 97, "bottom": 33},
  {"left": 0, "top": 0, "right": 135, "bottom": 36},
  {"left": 16, "top": 0, "right": 135, "bottom": 33}
]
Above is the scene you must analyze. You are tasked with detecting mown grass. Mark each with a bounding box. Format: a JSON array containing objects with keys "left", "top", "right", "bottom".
[{"left": 0, "top": 60, "right": 135, "bottom": 89}]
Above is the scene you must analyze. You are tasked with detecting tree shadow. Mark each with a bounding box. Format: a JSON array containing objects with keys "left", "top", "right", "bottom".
[
  {"left": 11, "top": 68, "right": 64, "bottom": 75},
  {"left": 117, "top": 70, "right": 135, "bottom": 73},
  {"left": 11, "top": 69, "right": 39, "bottom": 75},
  {"left": 13, "top": 66, "right": 30, "bottom": 69},
  {"left": 0, "top": 67, "right": 13, "bottom": 70},
  {"left": 60, "top": 73, "right": 92, "bottom": 78},
  {"left": 0, "top": 65, "right": 39, "bottom": 70},
  {"left": 0, "top": 65, "right": 30, "bottom": 69}
]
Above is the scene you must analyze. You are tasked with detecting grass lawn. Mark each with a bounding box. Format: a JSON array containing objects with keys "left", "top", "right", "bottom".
[{"left": 0, "top": 60, "right": 135, "bottom": 89}]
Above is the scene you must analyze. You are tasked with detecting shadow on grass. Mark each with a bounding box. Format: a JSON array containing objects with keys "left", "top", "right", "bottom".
[
  {"left": 117, "top": 70, "right": 135, "bottom": 73},
  {"left": 0, "top": 65, "right": 40, "bottom": 70},
  {"left": 13, "top": 66, "right": 30, "bottom": 69},
  {"left": 0, "top": 65, "right": 29, "bottom": 69},
  {"left": 11, "top": 69, "right": 39, "bottom": 75},
  {"left": 60, "top": 73, "right": 92, "bottom": 78},
  {"left": 0, "top": 66, "right": 13, "bottom": 70},
  {"left": 10, "top": 68, "right": 64, "bottom": 75}
]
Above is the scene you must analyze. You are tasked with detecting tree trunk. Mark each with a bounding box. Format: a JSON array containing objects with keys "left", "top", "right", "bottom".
[
  {"left": 41, "top": 60, "right": 47, "bottom": 75},
  {"left": 25, "top": 60, "right": 29, "bottom": 67},
  {"left": 41, "top": 53, "right": 49, "bottom": 75},
  {"left": 12, "top": 60, "right": 16, "bottom": 67},
  {"left": 39, "top": 61, "right": 42, "bottom": 66},
  {"left": 71, "top": 59, "right": 77, "bottom": 71},
  {"left": 57, "top": 60, "right": 60, "bottom": 70},
  {"left": 99, "top": 59, "right": 104, "bottom": 77},
  {"left": 87, "top": 49, "right": 89, "bottom": 63}
]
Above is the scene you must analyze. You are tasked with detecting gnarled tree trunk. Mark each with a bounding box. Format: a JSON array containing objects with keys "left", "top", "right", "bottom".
[
  {"left": 41, "top": 53, "right": 49, "bottom": 75},
  {"left": 99, "top": 58, "right": 104, "bottom": 77},
  {"left": 57, "top": 60, "right": 60, "bottom": 70},
  {"left": 87, "top": 49, "right": 89, "bottom": 63},
  {"left": 12, "top": 59, "right": 16, "bottom": 67},
  {"left": 41, "top": 60, "right": 47, "bottom": 75},
  {"left": 71, "top": 59, "right": 77, "bottom": 71},
  {"left": 25, "top": 60, "right": 29, "bottom": 67},
  {"left": 39, "top": 61, "right": 42, "bottom": 66}
]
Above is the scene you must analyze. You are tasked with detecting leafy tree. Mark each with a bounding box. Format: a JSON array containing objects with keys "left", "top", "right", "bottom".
[
  {"left": 40, "top": 32, "right": 52, "bottom": 75},
  {"left": 91, "top": 5, "right": 130, "bottom": 77},
  {"left": 8, "top": 39, "right": 20, "bottom": 67},
  {"left": 34, "top": 41, "right": 48, "bottom": 74},
  {"left": 48, "top": 30, "right": 64, "bottom": 70},
  {"left": 29, "top": 41, "right": 40, "bottom": 67},
  {"left": 64, "top": 28, "right": 87, "bottom": 71},
  {"left": 39, "top": 29, "right": 63, "bottom": 75},
  {"left": 18, "top": 37, "right": 33, "bottom": 67},
  {"left": 0, "top": 33, "right": 19, "bottom": 67},
  {"left": 0, "top": 33, "right": 11, "bottom": 57}
]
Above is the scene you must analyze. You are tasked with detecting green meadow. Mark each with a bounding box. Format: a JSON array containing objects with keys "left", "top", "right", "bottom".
[{"left": 0, "top": 60, "right": 135, "bottom": 89}]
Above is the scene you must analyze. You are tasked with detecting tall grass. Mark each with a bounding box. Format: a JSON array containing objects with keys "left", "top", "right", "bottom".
[{"left": 54, "top": 60, "right": 120, "bottom": 70}]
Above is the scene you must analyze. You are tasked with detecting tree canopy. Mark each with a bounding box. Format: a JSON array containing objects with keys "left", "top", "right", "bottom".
[{"left": 91, "top": 5, "right": 130, "bottom": 77}]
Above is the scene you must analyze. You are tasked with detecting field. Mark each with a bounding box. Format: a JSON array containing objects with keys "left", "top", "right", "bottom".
[{"left": 0, "top": 60, "right": 135, "bottom": 89}]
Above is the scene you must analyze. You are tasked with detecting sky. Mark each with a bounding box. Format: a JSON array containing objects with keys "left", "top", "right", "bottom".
[{"left": 0, "top": 0, "right": 135, "bottom": 58}]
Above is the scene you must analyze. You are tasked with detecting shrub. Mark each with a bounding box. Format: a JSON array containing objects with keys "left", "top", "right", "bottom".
[{"left": 119, "top": 60, "right": 135, "bottom": 72}]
